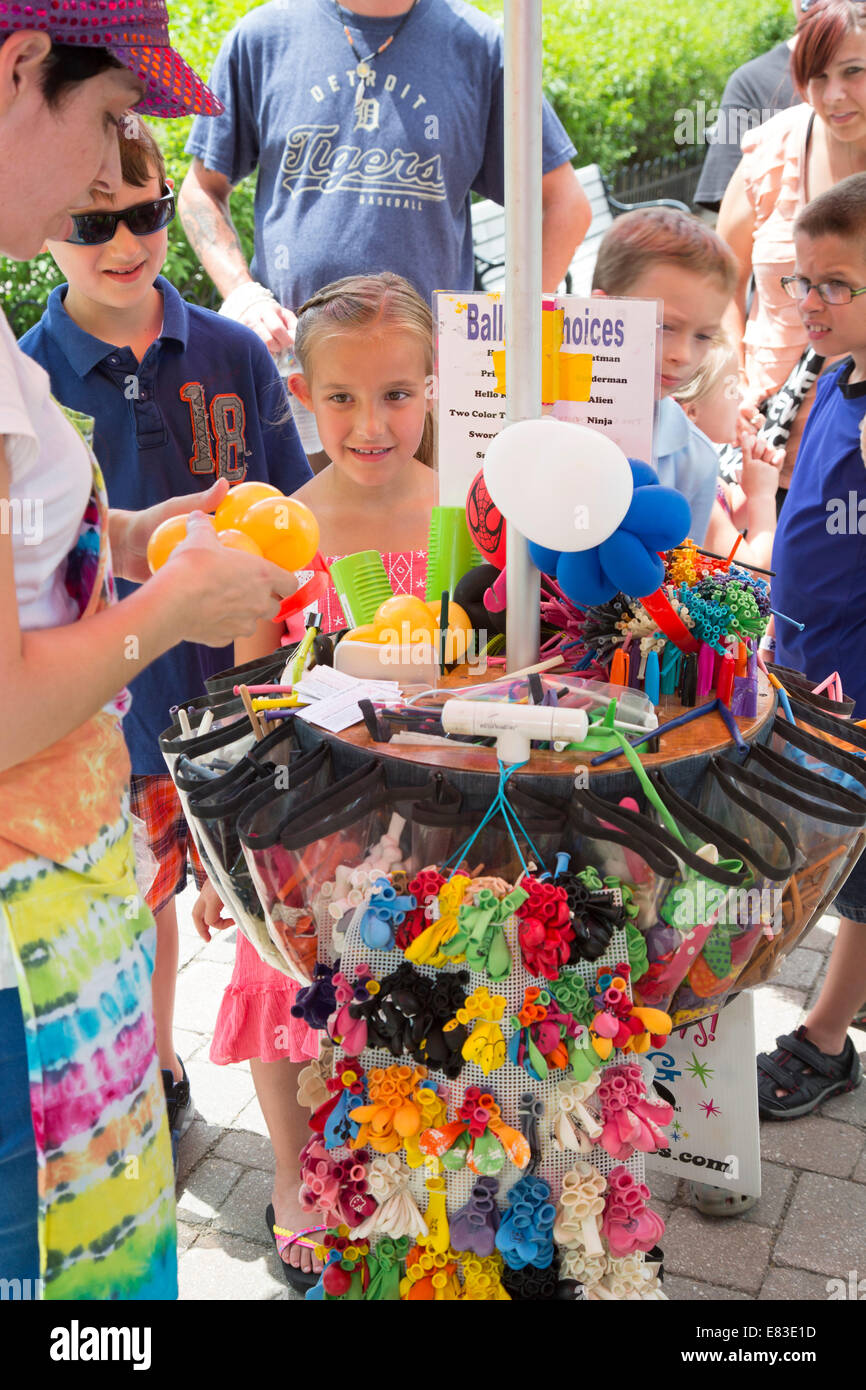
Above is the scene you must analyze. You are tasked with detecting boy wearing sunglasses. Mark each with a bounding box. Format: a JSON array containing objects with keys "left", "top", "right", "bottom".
[
  {"left": 757, "top": 172, "right": 866, "bottom": 1121},
  {"left": 19, "top": 120, "right": 312, "bottom": 1161}
]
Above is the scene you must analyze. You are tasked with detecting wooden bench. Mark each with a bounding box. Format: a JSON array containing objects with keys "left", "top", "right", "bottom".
[{"left": 471, "top": 162, "right": 690, "bottom": 295}]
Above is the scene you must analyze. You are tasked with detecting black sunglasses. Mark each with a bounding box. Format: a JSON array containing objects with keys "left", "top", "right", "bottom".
[{"left": 66, "top": 189, "right": 175, "bottom": 246}]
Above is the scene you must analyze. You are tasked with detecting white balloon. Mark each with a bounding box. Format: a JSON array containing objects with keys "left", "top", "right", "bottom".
[{"left": 482, "top": 417, "right": 633, "bottom": 552}]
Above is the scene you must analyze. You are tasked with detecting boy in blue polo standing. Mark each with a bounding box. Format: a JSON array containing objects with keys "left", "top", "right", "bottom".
[
  {"left": 20, "top": 120, "right": 311, "bottom": 1157},
  {"left": 760, "top": 172, "right": 866, "bottom": 1119}
]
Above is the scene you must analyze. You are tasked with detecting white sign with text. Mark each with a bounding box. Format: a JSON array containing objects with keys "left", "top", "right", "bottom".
[
  {"left": 434, "top": 291, "right": 660, "bottom": 506},
  {"left": 645, "top": 991, "right": 762, "bottom": 1199}
]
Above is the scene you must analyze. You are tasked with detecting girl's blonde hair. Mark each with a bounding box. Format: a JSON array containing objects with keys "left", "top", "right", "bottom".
[
  {"left": 294, "top": 271, "right": 435, "bottom": 467},
  {"left": 674, "top": 330, "right": 738, "bottom": 408}
]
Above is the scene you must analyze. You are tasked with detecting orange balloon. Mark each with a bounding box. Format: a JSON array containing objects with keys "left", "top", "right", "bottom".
[
  {"left": 147, "top": 514, "right": 190, "bottom": 572},
  {"left": 343, "top": 624, "right": 381, "bottom": 643},
  {"left": 214, "top": 480, "right": 283, "bottom": 532},
  {"left": 239, "top": 497, "right": 320, "bottom": 570},
  {"left": 375, "top": 595, "right": 437, "bottom": 646},
  {"left": 217, "top": 528, "right": 263, "bottom": 557}
]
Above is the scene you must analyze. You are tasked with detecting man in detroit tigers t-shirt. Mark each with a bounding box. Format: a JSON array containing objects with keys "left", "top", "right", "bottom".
[{"left": 180, "top": 0, "right": 588, "bottom": 452}]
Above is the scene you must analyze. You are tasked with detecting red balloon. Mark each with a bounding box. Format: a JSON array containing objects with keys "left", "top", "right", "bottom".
[
  {"left": 323, "top": 1263, "right": 352, "bottom": 1297},
  {"left": 466, "top": 467, "right": 507, "bottom": 570}
]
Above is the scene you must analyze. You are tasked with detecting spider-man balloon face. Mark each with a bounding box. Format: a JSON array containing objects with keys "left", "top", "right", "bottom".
[{"left": 466, "top": 468, "right": 507, "bottom": 570}]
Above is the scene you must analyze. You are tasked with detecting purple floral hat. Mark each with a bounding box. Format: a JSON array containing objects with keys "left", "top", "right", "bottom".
[{"left": 0, "top": 0, "right": 223, "bottom": 118}]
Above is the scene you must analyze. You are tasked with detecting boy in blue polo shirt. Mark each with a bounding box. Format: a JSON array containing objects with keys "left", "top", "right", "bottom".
[
  {"left": 592, "top": 207, "right": 738, "bottom": 544},
  {"left": 760, "top": 173, "right": 866, "bottom": 1120},
  {"left": 20, "top": 121, "right": 312, "bottom": 1154}
]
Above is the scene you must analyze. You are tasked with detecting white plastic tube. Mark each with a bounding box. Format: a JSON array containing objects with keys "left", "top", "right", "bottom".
[{"left": 441, "top": 699, "right": 589, "bottom": 763}]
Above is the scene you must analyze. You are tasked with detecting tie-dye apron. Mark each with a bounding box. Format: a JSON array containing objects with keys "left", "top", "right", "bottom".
[{"left": 0, "top": 411, "right": 176, "bottom": 1299}]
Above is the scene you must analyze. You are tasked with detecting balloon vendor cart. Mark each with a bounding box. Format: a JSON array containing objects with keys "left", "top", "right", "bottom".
[{"left": 159, "top": 1, "right": 866, "bottom": 1300}]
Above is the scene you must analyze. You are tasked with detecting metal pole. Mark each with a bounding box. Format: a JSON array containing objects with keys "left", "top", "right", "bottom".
[{"left": 503, "top": 0, "right": 542, "bottom": 673}]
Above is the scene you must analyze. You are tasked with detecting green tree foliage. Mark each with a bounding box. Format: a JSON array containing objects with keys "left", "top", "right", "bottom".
[{"left": 2, "top": 0, "right": 791, "bottom": 334}]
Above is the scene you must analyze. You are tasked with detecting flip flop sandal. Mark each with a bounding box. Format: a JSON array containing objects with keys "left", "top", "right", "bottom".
[
  {"left": 757, "top": 1026, "right": 862, "bottom": 1121},
  {"left": 690, "top": 1183, "right": 758, "bottom": 1217},
  {"left": 265, "top": 1205, "right": 327, "bottom": 1293}
]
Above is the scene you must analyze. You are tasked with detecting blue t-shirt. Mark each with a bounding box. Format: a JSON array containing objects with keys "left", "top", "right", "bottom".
[
  {"left": 185, "top": 0, "right": 576, "bottom": 310},
  {"left": 19, "top": 277, "right": 312, "bottom": 773},
  {"left": 772, "top": 360, "right": 866, "bottom": 715},
  {"left": 654, "top": 396, "right": 717, "bottom": 545}
]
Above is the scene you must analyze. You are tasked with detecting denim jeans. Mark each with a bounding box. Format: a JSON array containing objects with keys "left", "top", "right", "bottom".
[{"left": 0, "top": 986, "right": 39, "bottom": 1286}]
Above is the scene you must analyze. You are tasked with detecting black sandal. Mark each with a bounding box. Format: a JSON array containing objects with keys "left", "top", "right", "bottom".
[
  {"left": 757, "top": 1026, "right": 862, "bottom": 1120},
  {"left": 265, "top": 1204, "right": 323, "bottom": 1294}
]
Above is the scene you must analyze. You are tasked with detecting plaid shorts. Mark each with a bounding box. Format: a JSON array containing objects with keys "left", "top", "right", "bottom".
[{"left": 130, "top": 774, "right": 207, "bottom": 918}]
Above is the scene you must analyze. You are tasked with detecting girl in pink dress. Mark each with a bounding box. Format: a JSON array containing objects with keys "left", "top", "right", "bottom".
[{"left": 195, "top": 273, "right": 437, "bottom": 1290}]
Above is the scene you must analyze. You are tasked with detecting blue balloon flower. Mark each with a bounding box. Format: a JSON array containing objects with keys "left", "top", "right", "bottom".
[{"left": 529, "top": 458, "right": 691, "bottom": 607}]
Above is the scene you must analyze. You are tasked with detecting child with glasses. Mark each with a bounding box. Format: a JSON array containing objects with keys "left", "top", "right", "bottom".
[
  {"left": 19, "top": 119, "right": 312, "bottom": 1162},
  {"left": 759, "top": 171, "right": 866, "bottom": 1121}
]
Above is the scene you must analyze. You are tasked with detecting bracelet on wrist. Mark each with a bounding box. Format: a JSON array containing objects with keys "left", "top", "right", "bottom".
[{"left": 219, "top": 281, "right": 277, "bottom": 320}]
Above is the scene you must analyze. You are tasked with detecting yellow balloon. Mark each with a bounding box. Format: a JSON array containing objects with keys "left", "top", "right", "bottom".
[
  {"left": 343, "top": 624, "right": 381, "bottom": 643},
  {"left": 239, "top": 497, "right": 320, "bottom": 570},
  {"left": 147, "top": 514, "right": 189, "bottom": 572},
  {"left": 217, "top": 529, "right": 263, "bottom": 557},
  {"left": 214, "top": 480, "right": 282, "bottom": 532},
  {"left": 375, "top": 595, "right": 437, "bottom": 646},
  {"left": 424, "top": 599, "right": 474, "bottom": 661}
]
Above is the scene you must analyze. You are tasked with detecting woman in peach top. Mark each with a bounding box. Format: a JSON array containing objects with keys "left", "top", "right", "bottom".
[{"left": 719, "top": 0, "right": 866, "bottom": 494}]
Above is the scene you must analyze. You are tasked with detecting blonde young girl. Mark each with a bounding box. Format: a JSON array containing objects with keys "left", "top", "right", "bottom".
[
  {"left": 676, "top": 334, "right": 784, "bottom": 570},
  {"left": 194, "top": 272, "right": 439, "bottom": 1290},
  {"left": 289, "top": 272, "right": 438, "bottom": 630}
]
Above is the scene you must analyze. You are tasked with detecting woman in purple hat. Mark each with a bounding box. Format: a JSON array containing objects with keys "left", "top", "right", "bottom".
[{"left": 0, "top": 5, "right": 295, "bottom": 1299}]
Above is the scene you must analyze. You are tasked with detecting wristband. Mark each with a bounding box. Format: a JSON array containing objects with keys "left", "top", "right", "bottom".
[
  {"left": 758, "top": 635, "right": 775, "bottom": 654},
  {"left": 219, "top": 281, "right": 278, "bottom": 321}
]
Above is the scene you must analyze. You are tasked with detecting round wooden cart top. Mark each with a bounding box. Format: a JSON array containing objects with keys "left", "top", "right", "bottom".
[{"left": 328, "top": 665, "right": 775, "bottom": 778}]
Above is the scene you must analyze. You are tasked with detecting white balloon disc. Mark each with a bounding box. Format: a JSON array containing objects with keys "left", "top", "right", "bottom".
[{"left": 482, "top": 417, "right": 634, "bottom": 552}]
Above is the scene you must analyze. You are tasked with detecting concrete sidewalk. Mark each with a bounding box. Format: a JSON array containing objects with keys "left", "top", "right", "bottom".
[{"left": 171, "top": 886, "right": 866, "bottom": 1302}]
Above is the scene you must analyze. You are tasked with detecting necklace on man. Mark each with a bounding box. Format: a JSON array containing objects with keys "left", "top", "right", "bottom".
[{"left": 334, "top": 0, "right": 419, "bottom": 104}]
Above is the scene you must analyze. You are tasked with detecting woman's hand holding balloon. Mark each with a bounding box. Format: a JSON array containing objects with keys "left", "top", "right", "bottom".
[
  {"left": 111, "top": 477, "right": 231, "bottom": 583},
  {"left": 154, "top": 512, "right": 298, "bottom": 646}
]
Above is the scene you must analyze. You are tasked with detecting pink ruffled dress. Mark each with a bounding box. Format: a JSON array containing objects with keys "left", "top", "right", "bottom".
[
  {"left": 287, "top": 549, "right": 428, "bottom": 639},
  {"left": 211, "top": 931, "right": 320, "bottom": 1065},
  {"left": 211, "top": 547, "right": 429, "bottom": 1066}
]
